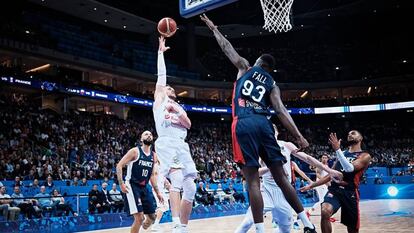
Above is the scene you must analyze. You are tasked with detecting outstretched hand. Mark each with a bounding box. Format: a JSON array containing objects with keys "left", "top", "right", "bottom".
[
  {"left": 300, "top": 184, "right": 312, "bottom": 192},
  {"left": 158, "top": 36, "right": 170, "bottom": 52},
  {"left": 200, "top": 13, "right": 217, "bottom": 31},
  {"left": 329, "top": 133, "right": 341, "bottom": 151}
]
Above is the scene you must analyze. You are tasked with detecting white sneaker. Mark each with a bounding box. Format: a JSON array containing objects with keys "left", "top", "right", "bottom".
[
  {"left": 181, "top": 225, "right": 188, "bottom": 233},
  {"left": 172, "top": 224, "right": 181, "bottom": 233},
  {"left": 151, "top": 224, "right": 162, "bottom": 233}
]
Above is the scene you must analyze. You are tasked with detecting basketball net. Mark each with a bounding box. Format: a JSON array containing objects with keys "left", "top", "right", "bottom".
[{"left": 260, "top": 0, "right": 294, "bottom": 33}]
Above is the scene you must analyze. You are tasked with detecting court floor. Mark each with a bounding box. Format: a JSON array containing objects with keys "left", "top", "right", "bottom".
[{"left": 82, "top": 199, "right": 414, "bottom": 233}]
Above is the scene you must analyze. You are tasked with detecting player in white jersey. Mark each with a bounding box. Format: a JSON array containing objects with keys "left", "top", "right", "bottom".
[
  {"left": 153, "top": 36, "right": 197, "bottom": 233},
  {"left": 235, "top": 125, "right": 342, "bottom": 233},
  {"left": 309, "top": 154, "right": 330, "bottom": 215}
]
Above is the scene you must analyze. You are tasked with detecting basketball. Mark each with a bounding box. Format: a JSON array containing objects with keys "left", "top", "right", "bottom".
[{"left": 157, "top": 17, "right": 177, "bottom": 37}]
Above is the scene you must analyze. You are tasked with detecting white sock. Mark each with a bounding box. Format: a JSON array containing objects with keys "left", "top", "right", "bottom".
[
  {"left": 298, "top": 211, "right": 314, "bottom": 229},
  {"left": 172, "top": 217, "right": 180, "bottom": 226},
  {"left": 181, "top": 224, "right": 187, "bottom": 228},
  {"left": 255, "top": 223, "right": 265, "bottom": 233}
]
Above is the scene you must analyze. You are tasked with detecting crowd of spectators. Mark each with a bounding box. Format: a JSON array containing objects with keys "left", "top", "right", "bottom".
[{"left": 0, "top": 92, "right": 413, "bottom": 220}]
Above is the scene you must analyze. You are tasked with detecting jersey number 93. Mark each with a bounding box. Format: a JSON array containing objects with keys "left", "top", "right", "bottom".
[{"left": 241, "top": 80, "right": 266, "bottom": 102}]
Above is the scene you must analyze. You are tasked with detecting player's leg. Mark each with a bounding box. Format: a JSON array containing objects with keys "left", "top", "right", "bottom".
[
  {"left": 151, "top": 208, "right": 164, "bottom": 232},
  {"left": 259, "top": 119, "right": 315, "bottom": 231},
  {"left": 178, "top": 142, "right": 198, "bottom": 232},
  {"left": 320, "top": 203, "right": 334, "bottom": 233},
  {"left": 155, "top": 139, "right": 183, "bottom": 231},
  {"left": 233, "top": 117, "right": 265, "bottom": 232},
  {"left": 243, "top": 166, "right": 265, "bottom": 232},
  {"left": 141, "top": 185, "right": 158, "bottom": 230},
  {"left": 320, "top": 190, "right": 341, "bottom": 233},
  {"left": 169, "top": 168, "right": 184, "bottom": 230},
  {"left": 340, "top": 190, "right": 360, "bottom": 233},
  {"left": 270, "top": 187, "right": 292, "bottom": 233},
  {"left": 131, "top": 212, "right": 144, "bottom": 233},
  {"left": 124, "top": 182, "right": 145, "bottom": 233},
  {"left": 234, "top": 206, "right": 254, "bottom": 233}
]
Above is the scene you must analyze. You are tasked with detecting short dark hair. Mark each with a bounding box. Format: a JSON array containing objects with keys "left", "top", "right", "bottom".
[{"left": 259, "top": 54, "right": 275, "bottom": 70}]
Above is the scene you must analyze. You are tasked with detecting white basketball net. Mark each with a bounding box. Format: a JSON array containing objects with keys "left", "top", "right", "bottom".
[{"left": 260, "top": 0, "right": 294, "bottom": 33}]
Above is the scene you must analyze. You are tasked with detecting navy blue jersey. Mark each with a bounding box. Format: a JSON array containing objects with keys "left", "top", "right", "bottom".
[
  {"left": 232, "top": 66, "right": 276, "bottom": 118},
  {"left": 331, "top": 150, "right": 368, "bottom": 190},
  {"left": 125, "top": 146, "right": 154, "bottom": 186}
]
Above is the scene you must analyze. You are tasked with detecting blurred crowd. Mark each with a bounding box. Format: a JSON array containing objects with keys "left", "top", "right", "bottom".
[{"left": 0, "top": 92, "right": 413, "bottom": 220}]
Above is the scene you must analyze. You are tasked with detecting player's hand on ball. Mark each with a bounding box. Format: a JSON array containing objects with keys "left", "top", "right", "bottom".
[
  {"left": 120, "top": 183, "right": 129, "bottom": 193},
  {"left": 158, "top": 36, "right": 170, "bottom": 52},
  {"left": 200, "top": 14, "right": 217, "bottom": 31},
  {"left": 329, "top": 169, "right": 343, "bottom": 183},
  {"left": 329, "top": 133, "right": 341, "bottom": 151},
  {"left": 300, "top": 184, "right": 312, "bottom": 192}
]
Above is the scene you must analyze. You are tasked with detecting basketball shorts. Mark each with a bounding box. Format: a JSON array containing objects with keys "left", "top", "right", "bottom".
[
  {"left": 262, "top": 183, "right": 293, "bottom": 226},
  {"left": 123, "top": 181, "right": 156, "bottom": 215},
  {"left": 155, "top": 137, "right": 198, "bottom": 178},
  {"left": 323, "top": 187, "right": 360, "bottom": 230},
  {"left": 232, "top": 115, "right": 286, "bottom": 167}
]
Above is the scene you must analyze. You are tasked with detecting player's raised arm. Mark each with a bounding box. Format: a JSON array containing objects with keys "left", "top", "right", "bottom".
[
  {"left": 200, "top": 14, "right": 249, "bottom": 78},
  {"left": 116, "top": 148, "right": 138, "bottom": 193},
  {"left": 329, "top": 133, "right": 371, "bottom": 173},
  {"left": 270, "top": 85, "right": 309, "bottom": 149},
  {"left": 154, "top": 36, "right": 170, "bottom": 109}
]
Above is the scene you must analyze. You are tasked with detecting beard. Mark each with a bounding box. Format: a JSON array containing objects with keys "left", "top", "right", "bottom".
[
  {"left": 142, "top": 139, "right": 153, "bottom": 145},
  {"left": 347, "top": 139, "right": 359, "bottom": 146}
]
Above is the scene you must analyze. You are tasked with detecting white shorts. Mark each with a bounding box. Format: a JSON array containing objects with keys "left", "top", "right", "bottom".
[
  {"left": 315, "top": 184, "right": 328, "bottom": 201},
  {"left": 262, "top": 183, "right": 293, "bottom": 226},
  {"left": 155, "top": 137, "right": 197, "bottom": 178}
]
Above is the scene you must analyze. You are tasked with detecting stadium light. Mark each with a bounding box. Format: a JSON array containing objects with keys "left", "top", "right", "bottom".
[
  {"left": 300, "top": 91, "right": 308, "bottom": 98},
  {"left": 178, "top": 91, "right": 188, "bottom": 97},
  {"left": 25, "top": 64, "right": 50, "bottom": 73},
  {"left": 387, "top": 186, "right": 399, "bottom": 197}
]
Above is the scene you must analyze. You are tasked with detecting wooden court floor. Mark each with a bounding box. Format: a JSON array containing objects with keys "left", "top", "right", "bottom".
[{"left": 83, "top": 199, "right": 414, "bottom": 233}]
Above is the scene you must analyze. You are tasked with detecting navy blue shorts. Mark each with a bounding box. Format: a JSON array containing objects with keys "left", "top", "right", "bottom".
[
  {"left": 323, "top": 187, "right": 360, "bottom": 230},
  {"left": 123, "top": 182, "right": 156, "bottom": 215},
  {"left": 231, "top": 115, "right": 286, "bottom": 167}
]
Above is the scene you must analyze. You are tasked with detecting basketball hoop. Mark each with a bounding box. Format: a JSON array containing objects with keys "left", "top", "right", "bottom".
[{"left": 260, "top": 0, "right": 294, "bottom": 33}]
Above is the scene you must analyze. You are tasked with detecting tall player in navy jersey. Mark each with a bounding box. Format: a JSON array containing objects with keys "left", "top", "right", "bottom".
[
  {"left": 116, "top": 131, "right": 164, "bottom": 233},
  {"left": 201, "top": 14, "right": 317, "bottom": 233},
  {"left": 301, "top": 131, "right": 371, "bottom": 233}
]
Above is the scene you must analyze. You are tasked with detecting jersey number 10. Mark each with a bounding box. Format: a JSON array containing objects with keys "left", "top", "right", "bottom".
[
  {"left": 142, "top": 169, "right": 149, "bottom": 177},
  {"left": 242, "top": 80, "right": 266, "bottom": 102}
]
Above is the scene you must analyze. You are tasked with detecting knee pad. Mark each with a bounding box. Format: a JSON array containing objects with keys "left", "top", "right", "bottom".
[
  {"left": 182, "top": 176, "right": 196, "bottom": 202},
  {"left": 169, "top": 170, "right": 183, "bottom": 193}
]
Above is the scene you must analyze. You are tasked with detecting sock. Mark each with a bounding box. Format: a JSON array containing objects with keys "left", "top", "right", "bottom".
[
  {"left": 181, "top": 224, "right": 187, "bottom": 228},
  {"left": 154, "top": 218, "right": 161, "bottom": 225},
  {"left": 255, "top": 222, "right": 265, "bottom": 233},
  {"left": 172, "top": 217, "right": 180, "bottom": 226},
  {"left": 298, "top": 211, "right": 314, "bottom": 229}
]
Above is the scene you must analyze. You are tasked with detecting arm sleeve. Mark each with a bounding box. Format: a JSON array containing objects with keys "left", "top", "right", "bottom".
[
  {"left": 157, "top": 51, "right": 167, "bottom": 86},
  {"left": 336, "top": 149, "right": 354, "bottom": 172}
]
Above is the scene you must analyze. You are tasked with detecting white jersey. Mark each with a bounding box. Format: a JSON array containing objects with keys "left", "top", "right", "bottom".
[
  {"left": 153, "top": 96, "right": 187, "bottom": 140},
  {"left": 318, "top": 168, "right": 329, "bottom": 180},
  {"left": 262, "top": 140, "right": 293, "bottom": 188}
]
